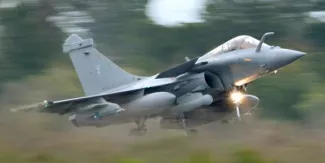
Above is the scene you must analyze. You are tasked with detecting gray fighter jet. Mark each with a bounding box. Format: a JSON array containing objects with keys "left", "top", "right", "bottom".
[{"left": 11, "top": 32, "right": 305, "bottom": 136}]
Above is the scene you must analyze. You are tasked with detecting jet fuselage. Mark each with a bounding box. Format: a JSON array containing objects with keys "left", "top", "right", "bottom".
[{"left": 70, "top": 45, "right": 305, "bottom": 128}]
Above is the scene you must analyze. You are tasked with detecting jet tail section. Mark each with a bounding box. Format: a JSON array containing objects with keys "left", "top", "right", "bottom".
[{"left": 63, "top": 34, "right": 144, "bottom": 96}]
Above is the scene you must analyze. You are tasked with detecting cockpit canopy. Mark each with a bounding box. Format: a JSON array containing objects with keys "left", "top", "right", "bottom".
[{"left": 202, "top": 35, "right": 271, "bottom": 58}]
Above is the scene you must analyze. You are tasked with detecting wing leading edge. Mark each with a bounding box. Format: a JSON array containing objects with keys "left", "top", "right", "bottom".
[{"left": 11, "top": 75, "right": 177, "bottom": 115}]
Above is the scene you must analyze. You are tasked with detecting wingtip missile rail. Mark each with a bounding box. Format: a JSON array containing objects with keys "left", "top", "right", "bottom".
[{"left": 10, "top": 100, "right": 51, "bottom": 112}]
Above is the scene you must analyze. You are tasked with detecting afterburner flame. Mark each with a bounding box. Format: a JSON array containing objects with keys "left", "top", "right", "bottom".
[{"left": 230, "top": 91, "right": 244, "bottom": 104}]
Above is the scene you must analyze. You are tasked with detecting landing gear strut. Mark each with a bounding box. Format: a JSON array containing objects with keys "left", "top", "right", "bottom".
[
  {"left": 180, "top": 113, "right": 198, "bottom": 136},
  {"left": 129, "top": 117, "right": 147, "bottom": 136},
  {"left": 220, "top": 90, "right": 244, "bottom": 125},
  {"left": 224, "top": 100, "right": 243, "bottom": 124}
]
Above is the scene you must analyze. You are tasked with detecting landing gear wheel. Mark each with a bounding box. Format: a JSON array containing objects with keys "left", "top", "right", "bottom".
[
  {"left": 129, "top": 128, "right": 147, "bottom": 136},
  {"left": 186, "top": 129, "right": 198, "bottom": 136},
  {"left": 129, "top": 117, "right": 147, "bottom": 136},
  {"left": 179, "top": 113, "right": 199, "bottom": 136},
  {"left": 221, "top": 120, "right": 229, "bottom": 124}
]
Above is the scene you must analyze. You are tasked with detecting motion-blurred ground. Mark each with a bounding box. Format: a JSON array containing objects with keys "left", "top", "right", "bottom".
[{"left": 1, "top": 112, "right": 325, "bottom": 163}]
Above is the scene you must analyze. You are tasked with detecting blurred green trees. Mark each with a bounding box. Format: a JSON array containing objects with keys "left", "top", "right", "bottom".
[
  {"left": 1, "top": 0, "right": 325, "bottom": 122},
  {"left": 0, "top": 1, "right": 65, "bottom": 84}
]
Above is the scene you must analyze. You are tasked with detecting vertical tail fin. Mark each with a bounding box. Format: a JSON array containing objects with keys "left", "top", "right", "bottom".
[{"left": 63, "top": 34, "right": 143, "bottom": 96}]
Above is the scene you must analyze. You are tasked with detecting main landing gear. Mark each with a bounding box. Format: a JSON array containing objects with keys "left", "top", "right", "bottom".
[
  {"left": 129, "top": 117, "right": 147, "bottom": 136},
  {"left": 180, "top": 113, "right": 198, "bottom": 136},
  {"left": 128, "top": 115, "right": 198, "bottom": 137}
]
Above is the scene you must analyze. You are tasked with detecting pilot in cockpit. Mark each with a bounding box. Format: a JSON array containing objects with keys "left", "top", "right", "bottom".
[{"left": 203, "top": 35, "right": 271, "bottom": 59}]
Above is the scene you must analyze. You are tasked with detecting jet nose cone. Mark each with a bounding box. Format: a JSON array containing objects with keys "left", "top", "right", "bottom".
[
  {"left": 271, "top": 49, "right": 306, "bottom": 69},
  {"left": 284, "top": 49, "right": 306, "bottom": 60}
]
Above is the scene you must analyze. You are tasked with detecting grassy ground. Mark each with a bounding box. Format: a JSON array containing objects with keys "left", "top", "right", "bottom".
[{"left": 0, "top": 114, "right": 325, "bottom": 163}]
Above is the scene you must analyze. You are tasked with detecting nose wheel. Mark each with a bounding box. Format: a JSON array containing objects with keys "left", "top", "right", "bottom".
[{"left": 220, "top": 105, "right": 243, "bottom": 125}]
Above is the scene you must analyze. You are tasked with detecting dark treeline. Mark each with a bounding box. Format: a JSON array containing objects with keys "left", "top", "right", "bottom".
[{"left": 1, "top": 0, "right": 325, "bottom": 123}]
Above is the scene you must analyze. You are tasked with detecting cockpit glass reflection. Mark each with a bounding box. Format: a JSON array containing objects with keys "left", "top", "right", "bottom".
[{"left": 204, "top": 35, "right": 271, "bottom": 58}]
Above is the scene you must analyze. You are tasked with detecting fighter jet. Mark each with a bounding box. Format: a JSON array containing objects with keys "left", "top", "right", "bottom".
[{"left": 11, "top": 32, "right": 305, "bottom": 136}]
